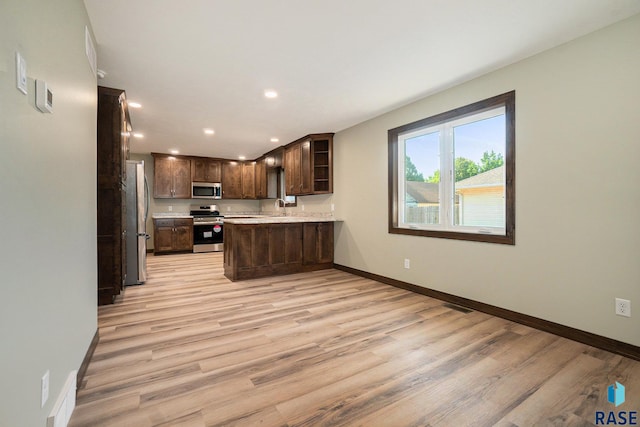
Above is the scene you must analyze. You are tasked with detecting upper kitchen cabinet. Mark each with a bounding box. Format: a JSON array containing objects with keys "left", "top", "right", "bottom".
[
  {"left": 255, "top": 157, "right": 267, "bottom": 199},
  {"left": 221, "top": 160, "right": 258, "bottom": 199},
  {"left": 242, "top": 161, "right": 256, "bottom": 199},
  {"left": 191, "top": 157, "right": 221, "bottom": 182},
  {"left": 152, "top": 154, "right": 191, "bottom": 198},
  {"left": 221, "top": 161, "right": 243, "bottom": 199},
  {"left": 311, "top": 135, "right": 333, "bottom": 194},
  {"left": 284, "top": 133, "right": 333, "bottom": 196},
  {"left": 97, "top": 86, "right": 131, "bottom": 305}
]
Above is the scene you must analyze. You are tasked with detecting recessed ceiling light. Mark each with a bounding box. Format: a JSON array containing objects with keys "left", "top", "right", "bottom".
[
  {"left": 132, "top": 132, "right": 144, "bottom": 138},
  {"left": 264, "top": 90, "right": 278, "bottom": 99},
  {"left": 203, "top": 128, "right": 215, "bottom": 135},
  {"left": 238, "top": 155, "right": 246, "bottom": 160},
  {"left": 169, "top": 149, "right": 179, "bottom": 155},
  {"left": 270, "top": 137, "right": 279, "bottom": 143},
  {"left": 128, "top": 101, "right": 142, "bottom": 109}
]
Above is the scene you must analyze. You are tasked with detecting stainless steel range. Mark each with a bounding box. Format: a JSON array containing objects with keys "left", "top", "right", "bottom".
[{"left": 190, "top": 204, "right": 224, "bottom": 253}]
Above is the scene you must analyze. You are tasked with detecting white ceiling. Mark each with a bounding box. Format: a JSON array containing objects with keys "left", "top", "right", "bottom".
[{"left": 84, "top": 0, "right": 640, "bottom": 160}]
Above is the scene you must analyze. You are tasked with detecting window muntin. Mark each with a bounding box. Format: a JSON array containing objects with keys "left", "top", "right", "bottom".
[{"left": 389, "top": 91, "right": 515, "bottom": 245}]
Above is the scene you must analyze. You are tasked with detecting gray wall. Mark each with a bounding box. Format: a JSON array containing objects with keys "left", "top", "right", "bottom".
[
  {"left": 333, "top": 14, "right": 640, "bottom": 347},
  {"left": 0, "top": 1, "right": 98, "bottom": 425}
]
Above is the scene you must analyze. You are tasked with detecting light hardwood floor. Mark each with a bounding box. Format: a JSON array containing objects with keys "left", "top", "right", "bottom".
[{"left": 70, "top": 252, "right": 640, "bottom": 426}]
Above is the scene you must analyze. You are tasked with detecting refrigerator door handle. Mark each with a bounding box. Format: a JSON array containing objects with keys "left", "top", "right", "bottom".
[{"left": 144, "top": 175, "right": 150, "bottom": 223}]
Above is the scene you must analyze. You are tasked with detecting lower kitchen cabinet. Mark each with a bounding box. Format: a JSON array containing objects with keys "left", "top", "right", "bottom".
[
  {"left": 153, "top": 218, "right": 193, "bottom": 254},
  {"left": 303, "top": 222, "right": 334, "bottom": 264},
  {"left": 224, "top": 221, "right": 332, "bottom": 281}
]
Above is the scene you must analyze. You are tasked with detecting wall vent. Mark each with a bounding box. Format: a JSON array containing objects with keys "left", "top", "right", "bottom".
[{"left": 46, "top": 371, "right": 77, "bottom": 427}]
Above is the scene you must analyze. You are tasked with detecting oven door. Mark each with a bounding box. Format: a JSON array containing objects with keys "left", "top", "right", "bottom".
[{"left": 193, "top": 222, "right": 223, "bottom": 252}]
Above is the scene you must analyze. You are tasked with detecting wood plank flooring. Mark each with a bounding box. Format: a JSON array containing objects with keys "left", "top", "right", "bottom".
[{"left": 70, "top": 253, "right": 640, "bottom": 426}]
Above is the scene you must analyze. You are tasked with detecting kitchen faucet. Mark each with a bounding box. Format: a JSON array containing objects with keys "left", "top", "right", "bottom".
[{"left": 274, "top": 198, "right": 288, "bottom": 215}]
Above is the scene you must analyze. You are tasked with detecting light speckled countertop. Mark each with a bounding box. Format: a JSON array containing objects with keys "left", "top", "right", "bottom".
[
  {"left": 224, "top": 216, "right": 339, "bottom": 224},
  {"left": 152, "top": 214, "right": 193, "bottom": 219}
]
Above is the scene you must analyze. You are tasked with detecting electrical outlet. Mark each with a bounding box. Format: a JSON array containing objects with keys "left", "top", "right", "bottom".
[
  {"left": 404, "top": 259, "right": 410, "bottom": 269},
  {"left": 301, "top": 204, "right": 305, "bottom": 211},
  {"left": 168, "top": 205, "right": 173, "bottom": 212},
  {"left": 615, "top": 298, "right": 631, "bottom": 317},
  {"left": 41, "top": 370, "right": 49, "bottom": 408},
  {"left": 331, "top": 203, "right": 335, "bottom": 212}
]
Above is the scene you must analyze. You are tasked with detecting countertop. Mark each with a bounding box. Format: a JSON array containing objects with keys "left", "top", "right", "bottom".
[
  {"left": 152, "top": 214, "right": 193, "bottom": 219},
  {"left": 224, "top": 216, "right": 339, "bottom": 224},
  {"left": 151, "top": 213, "right": 340, "bottom": 224}
]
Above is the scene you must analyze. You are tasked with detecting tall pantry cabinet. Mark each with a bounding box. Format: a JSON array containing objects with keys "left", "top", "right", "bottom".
[{"left": 97, "top": 86, "right": 131, "bottom": 305}]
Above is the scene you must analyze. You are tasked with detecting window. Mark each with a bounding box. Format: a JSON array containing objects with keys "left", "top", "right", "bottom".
[{"left": 388, "top": 91, "right": 515, "bottom": 244}]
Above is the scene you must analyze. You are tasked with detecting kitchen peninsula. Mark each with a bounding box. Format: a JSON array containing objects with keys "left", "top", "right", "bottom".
[{"left": 223, "top": 216, "right": 336, "bottom": 281}]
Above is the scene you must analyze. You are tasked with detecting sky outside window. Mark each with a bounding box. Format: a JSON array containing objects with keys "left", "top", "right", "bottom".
[{"left": 406, "top": 114, "right": 505, "bottom": 179}]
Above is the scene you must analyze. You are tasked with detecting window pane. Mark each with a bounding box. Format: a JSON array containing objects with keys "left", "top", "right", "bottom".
[
  {"left": 453, "top": 114, "right": 505, "bottom": 227},
  {"left": 404, "top": 131, "right": 440, "bottom": 225}
]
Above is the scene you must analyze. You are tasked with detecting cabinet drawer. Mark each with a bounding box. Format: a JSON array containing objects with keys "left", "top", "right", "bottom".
[
  {"left": 154, "top": 219, "right": 174, "bottom": 228},
  {"left": 174, "top": 218, "right": 193, "bottom": 227}
]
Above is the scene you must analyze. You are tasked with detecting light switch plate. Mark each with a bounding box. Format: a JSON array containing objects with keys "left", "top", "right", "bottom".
[{"left": 16, "top": 52, "right": 27, "bottom": 94}]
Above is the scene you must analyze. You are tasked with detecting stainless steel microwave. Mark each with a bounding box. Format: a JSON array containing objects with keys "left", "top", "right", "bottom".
[{"left": 192, "top": 182, "right": 221, "bottom": 199}]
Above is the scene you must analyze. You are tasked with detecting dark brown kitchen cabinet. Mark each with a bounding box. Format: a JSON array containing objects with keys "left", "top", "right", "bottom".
[
  {"left": 153, "top": 218, "right": 193, "bottom": 254},
  {"left": 284, "top": 133, "right": 333, "bottom": 196},
  {"left": 221, "top": 161, "right": 243, "bottom": 199},
  {"left": 97, "top": 86, "right": 130, "bottom": 305},
  {"left": 224, "top": 221, "right": 331, "bottom": 281},
  {"left": 255, "top": 157, "right": 267, "bottom": 199},
  {"left": 221, "top": 161, "right": 257, "bottom": 199},
  {"left": 311, "top": 135, "right": 333, "bottom": 194},
  {"left": 152, "top": 154, "right": 191, "bottom": 198},
  {"left": 303, "top": 222, "right": 334, "bottom": 265},
  {"left": 191, "top": 157, "right": 221, "bottom": 182},
  {"left": 242, "top": 162, "right": 256, "bottom": 199}
]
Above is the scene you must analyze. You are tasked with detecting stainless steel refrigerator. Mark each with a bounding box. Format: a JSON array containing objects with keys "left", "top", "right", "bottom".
[{"left": 125, "top": 160, "right": 149, "bottom": 285}]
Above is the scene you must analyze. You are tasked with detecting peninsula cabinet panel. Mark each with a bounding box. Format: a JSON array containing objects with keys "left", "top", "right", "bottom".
[
  {"left": 192, "top": 158, "right": 221, "bottom": 182},
  {"left": 224, "top": 222, "right": 331, "bottom": 281},
  {"left": 303, "top": 222, "right": 334, "bottom": 265},
  {"left": 269, "top": 224, "right": 303, "bottom": 266},
  {"left": 153, "top": 154, "right": 191, "bottom": 198}
]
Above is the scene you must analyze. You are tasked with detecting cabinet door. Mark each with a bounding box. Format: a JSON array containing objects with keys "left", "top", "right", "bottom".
[
  {"left": 316, "top": 222, "right": 334, "bottom": 264},
  {"left": 300, "top": 140, "right": 312, "bottom": 194},
  {"left": 284, "top": 224, "right": 303, "bottom": 264},
  {"left": 222, "top": 161, "right": 243, "bottom": 199},
  {"left": 255, "top": 158, "right": 267, "bottom": 199},
  {"left": 172, "top": 158, "right": 192, "bottom": 198},
  {"left": 252, "top": 225, "right": 270, "bottom": 267},
  {"left": 174, "top": 225, "right": 193, "bottom": 251},
  {"left": 154, "top": 221, "right": 175, "bottom": 253},
  {"left": 303, "top": 222, "right": 333, "bottom": 264},
  {"left": 285, "top": 147, "right": 295, "bottom": 195},
  {"left": 242, "top": 162, "right": 256, "bottom": 199},
  {"left": 285, "top": 143, "right": 302, "bottom": 195},
  {"left": 154, "top": 156, "right": 173, "bottom": 198},
  {"left": 206, "top": 160, "right": 221, "bottom": 182},
  {"left": 191, "top": 158, "right": 208, "bottom": 182},
  {"left": 193, "top": 158, "right": 221, "bottom": 182}
]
